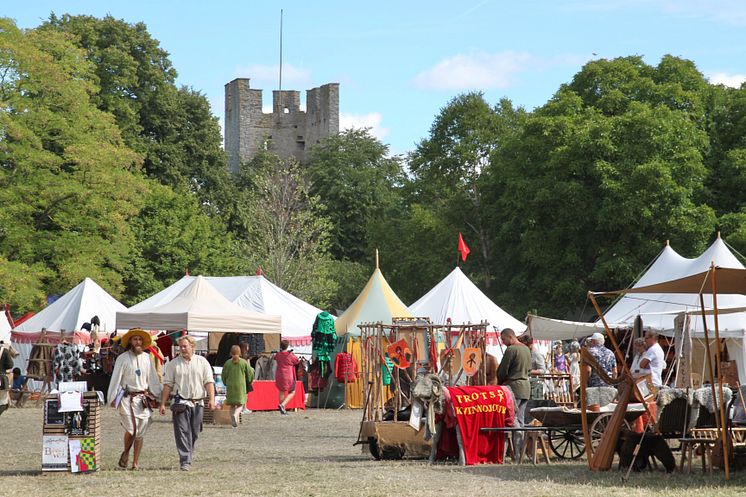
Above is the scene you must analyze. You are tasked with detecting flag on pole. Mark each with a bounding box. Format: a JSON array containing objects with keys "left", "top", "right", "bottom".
[{"left": 458, "top": 232, "right": 471, "bottom": 262}]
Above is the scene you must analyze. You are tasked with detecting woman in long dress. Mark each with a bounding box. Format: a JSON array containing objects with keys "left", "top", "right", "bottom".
[
  {"left": 274, "top": 340, "right": 300, "bottom": 415},
  {"left": 567, "top": 341, "right": 581, "bottom": 391},
  {"left": 222, "top": 345, "right": 254, "bottom": 427}
]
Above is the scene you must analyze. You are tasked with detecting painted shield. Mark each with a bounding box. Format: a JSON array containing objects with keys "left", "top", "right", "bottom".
[
  {"left": 386, "top": 339, "right": 412, "bottom": 369},
  {"left": 439, "top": 347, "right": 461, "bottom": 377},
  {"left": 462, "top": 348, "right": 482, "bottom": 377}
]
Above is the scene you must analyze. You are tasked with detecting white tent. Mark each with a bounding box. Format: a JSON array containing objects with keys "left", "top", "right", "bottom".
[
  {"left": 12, "top": 277, "right": 126, "bottom": 343},
  {"left": 117, "top": 276, "right": 281, "bottom": 334},
  {"left": 409, "top": 266, "right": 526, "bottom": 345},
  {"left": 0, "top": 311, "right": 11, "bottom": 343},
  {"left": 603, "top": 237, "right": 746, "bottom": 335},
  {"left": 527, "top": 314, "right": 608, "bottom": 341},
  {"left": 129, "top": 275, "right": 323, "bottom": 346}
]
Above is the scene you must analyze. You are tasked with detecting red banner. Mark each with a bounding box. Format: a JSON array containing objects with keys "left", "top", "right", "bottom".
[{"left": 446, "top": 385, "right": 514, "bottom": 465}]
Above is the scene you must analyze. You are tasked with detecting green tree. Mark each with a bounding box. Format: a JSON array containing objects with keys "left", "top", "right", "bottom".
[
  {"left": 121, "top": 183, "right": 243, "bottom": 305},
  {"left": 239, "top": 153, "right": 336, "bottom": 308},
  {"left": 493, "top": 57, "right": 715, "bottom": 317},
  {"left": 42, "top": 14, "right": 233, "bottom": 213},
  {"left": 307, "top": 128, "right": 404, "bottom": 263},
  {"left": 0, "top": 18, "right": 146, "bottom": 307}
]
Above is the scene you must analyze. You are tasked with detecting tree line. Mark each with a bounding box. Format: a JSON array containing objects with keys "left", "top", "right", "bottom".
[{"left": 1, "top": 15, "right": 746, "bottom": 322}]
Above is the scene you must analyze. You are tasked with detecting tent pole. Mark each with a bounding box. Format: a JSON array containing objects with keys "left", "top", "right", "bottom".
[{"left": 710, "top": 264, "right": 730, "bottom": 480}]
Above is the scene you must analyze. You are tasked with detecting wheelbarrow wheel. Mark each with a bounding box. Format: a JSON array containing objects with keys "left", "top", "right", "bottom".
[
  {"left": 368, "top": 437, "right": 404, "bottom": 460},
  {"left": 589, "top": 413, "right": 631, "bottom": 452},
  {"left": 547, "top": 429, "right": 585, "bottom": 459}
]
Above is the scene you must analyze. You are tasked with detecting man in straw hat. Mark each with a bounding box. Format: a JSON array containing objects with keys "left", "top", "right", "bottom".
[
  {"left": 107, "top": 328, "right": 162, "bottom": 470},
  {"left": 159, "top": 334, "right": 214, "bottom": 471}
]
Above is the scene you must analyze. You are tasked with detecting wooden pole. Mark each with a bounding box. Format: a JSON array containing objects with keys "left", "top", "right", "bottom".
[{"left": 710, "top": 264, "right": 730, "bottom": 480}]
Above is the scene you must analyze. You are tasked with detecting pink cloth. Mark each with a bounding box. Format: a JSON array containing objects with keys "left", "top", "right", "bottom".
[{"left": 274, "top": 351, "right": 300, "bottom": 392}]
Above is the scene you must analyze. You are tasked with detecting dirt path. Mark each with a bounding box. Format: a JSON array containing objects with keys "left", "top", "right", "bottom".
[{"left": 0, "top": 406, "right": 742, "bottom": 496}]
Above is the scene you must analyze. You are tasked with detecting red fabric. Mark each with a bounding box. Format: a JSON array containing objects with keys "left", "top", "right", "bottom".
[
  {"left": 155, "top": 335, "right": 173, "bottom": 360},
  {"left": 458, "top": 232, "right": 471, "bottom": 262},
  {"left": 440, "top": 385, "right": 513, "bottom": 465},
  {"left": 334, "top": 352, "right": 358, "bottom": 383},
  {"left": 245, "top": 381, "right": 305, "bottom": 411}
]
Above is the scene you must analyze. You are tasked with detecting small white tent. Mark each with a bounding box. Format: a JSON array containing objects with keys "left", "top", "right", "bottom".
[
  {"left": 12, "top": 277, "right": 126, "bottom": 344},
  {"left": 129, "top": 275, "right": 323, "bottom": 347},
  {"left": 117, "top": 276, "right": 281, "bottom": 334},
  {"left": 409, "top": 266, "right": 526, "bottom": 345},
  {"left": 0, "top": 311, "right": 11, "bottom": 343}
]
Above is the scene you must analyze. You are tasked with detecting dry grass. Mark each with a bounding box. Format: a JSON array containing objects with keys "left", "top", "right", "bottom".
[{"left": 1, "top": 405, "right": 745, "bottom": 496}]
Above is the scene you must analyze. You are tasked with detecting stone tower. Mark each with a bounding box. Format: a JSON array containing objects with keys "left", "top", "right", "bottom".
[{"left": 224, "top": 78, "right": 339, "bottom": 172}]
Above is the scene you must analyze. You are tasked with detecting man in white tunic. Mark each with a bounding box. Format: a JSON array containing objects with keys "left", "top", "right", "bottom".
[
  {"left": 640, "top": 331, "right": 666, "bottom": 387},
  {"left": 159, "top": 335, "right": 215, "bottom": 471},
  {"left": 107, "top": 328, "right": 161, "bottom": 470}
]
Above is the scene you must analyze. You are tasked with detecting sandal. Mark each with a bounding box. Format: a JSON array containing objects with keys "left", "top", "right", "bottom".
[
  {"left": 130, "top": 465, "right": 142, "bottom": 471},
  {"left": 117, "top": 452, "right": 128, "bottom": 469}
]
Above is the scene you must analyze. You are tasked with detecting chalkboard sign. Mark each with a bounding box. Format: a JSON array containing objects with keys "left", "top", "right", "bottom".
[{"left": 44, "top": 399, "right": 64, "bottom": 425}]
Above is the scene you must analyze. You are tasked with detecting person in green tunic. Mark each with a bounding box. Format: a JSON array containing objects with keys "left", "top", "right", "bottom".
[
  {"left": 496, "top": 328, "right": 531, "bottom": 459},
  {"left": 222, "top": 345, "right": 254, "bottom": 427}
]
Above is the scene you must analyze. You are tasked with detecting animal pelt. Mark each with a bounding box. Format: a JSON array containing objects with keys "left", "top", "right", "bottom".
[
  {"left": 656, "top": 387, "right": 699, "bottom": 432},
  {"left": 586, "top": 386, "right": 618, "bottom": 407},
  {"left": 694, "top": 386, "right": 732, "bottom": 414},
  {"left": 616, "top": 429, "right": 676, "bottom": 473}
]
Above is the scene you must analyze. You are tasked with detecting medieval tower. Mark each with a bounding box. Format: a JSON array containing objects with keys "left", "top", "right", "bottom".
[{"left": 224, "top": 78, "right": 339, "bottom": 172}]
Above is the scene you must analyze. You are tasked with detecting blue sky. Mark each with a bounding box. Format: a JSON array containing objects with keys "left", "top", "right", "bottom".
[{"left": 5, "top": 1, "right": 746, "bottom": 156}]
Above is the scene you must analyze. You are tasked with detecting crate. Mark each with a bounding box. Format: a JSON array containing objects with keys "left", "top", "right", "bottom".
[{"left": 42, "top": 391, "right": 102, "bottom": 473}]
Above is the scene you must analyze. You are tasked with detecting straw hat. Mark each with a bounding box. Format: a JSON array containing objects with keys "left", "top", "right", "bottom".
[{"left": 121, "top": 328, "right": 152, "bottom": 348}]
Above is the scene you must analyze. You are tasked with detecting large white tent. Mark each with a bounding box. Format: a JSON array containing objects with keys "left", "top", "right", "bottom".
[
  {"left": 409, "top": 266, "right": 526, "bottom": 345},
  {"left": 603, "top": 237, "right": 746, "bottom": 335},
  {"left": 117, "top": 276, "right": 281, "bottom": 334},
  {"left": 129, "top": 275, "right": 322, "bottom": 346}
]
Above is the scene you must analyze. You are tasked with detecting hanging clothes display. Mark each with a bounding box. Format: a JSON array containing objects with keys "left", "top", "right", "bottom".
[
  {"left": 334, "top": 352, "right": 358, "bottom": 383},
  {"left": 311, "top": 312, "right": 336, "bottom": 362},
  {"left": 381, "top": 356, "right": 395, "bottom": 386},
  {"left": 53, "top": 342, "right": 82, "bottom": 385}
]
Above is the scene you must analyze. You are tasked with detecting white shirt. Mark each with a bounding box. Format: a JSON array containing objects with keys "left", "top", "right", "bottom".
[
  {"left": 107, "top": 350, "right": 162, "bottom": 402},
  {"left": 631, "top": 354, "right": 650, "bottom": 378},
  {"left": 163, "top": 354, "right": 214, "bottom": 402},
  {"left": 642, "top": 342, "right": 666, "bottom": 387}
]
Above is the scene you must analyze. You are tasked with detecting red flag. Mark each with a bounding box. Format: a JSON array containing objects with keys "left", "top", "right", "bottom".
[{"left": 458, "top": 232, "right": 471, "bottom": 262}]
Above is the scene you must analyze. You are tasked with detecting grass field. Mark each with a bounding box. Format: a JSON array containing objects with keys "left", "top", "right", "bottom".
[{"left": 1, "top": 405, "right": 744, "bottom": 496}]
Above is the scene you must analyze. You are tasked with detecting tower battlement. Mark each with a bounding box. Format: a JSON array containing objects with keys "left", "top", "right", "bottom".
[{"left": 224, "top": 78, "right": 339, "bottom": 172}]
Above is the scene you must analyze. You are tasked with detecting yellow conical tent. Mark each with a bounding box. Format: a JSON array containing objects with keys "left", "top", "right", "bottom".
[{"left": 334, "top": 267, "right": 412, "bottom": 337}]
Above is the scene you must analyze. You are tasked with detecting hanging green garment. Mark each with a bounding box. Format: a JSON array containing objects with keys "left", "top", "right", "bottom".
[
  {"left": 381, "top": 357, "right": 395, "bottom": 386},
  {"left": 312, "top": 311, "right": 337, "bottom": 362}
]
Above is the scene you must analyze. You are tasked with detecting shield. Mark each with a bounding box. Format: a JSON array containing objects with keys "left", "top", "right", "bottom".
[
  {"left": 386, "top": 339, "right": 412, "bottom": 369},
  {"left": 462, "top": 348, "right": 482, "bottom": 377},
  {"left": 439, "top": 347, "right": 461, "bottom": 377}
]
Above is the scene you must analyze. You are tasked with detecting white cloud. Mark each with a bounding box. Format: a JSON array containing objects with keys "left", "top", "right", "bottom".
[
  {"left": 235, "top": 63, "right": 312, "bottom": 89},
  {"left": 340, "top": 112, "right": 389, "bottom": 140},
  {"left": 708, "top": 72, "right": 746, "bottom": 88},
  {"left": 412, "top": 51, "right": 535, "bottom": 91}
]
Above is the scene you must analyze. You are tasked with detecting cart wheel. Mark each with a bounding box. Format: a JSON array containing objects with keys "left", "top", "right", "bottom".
[
  {"left": 368, "top": 437, "right": 404, "bottom": 460},
  {"left": 589, "top": 413, "right": 631, "bottom": 452},
  {"left": 547, "top": 429, "right": 585, "bottom": 459}
]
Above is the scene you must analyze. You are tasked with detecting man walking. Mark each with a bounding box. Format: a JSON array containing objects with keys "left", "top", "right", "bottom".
[
  {"left": 159, "top": 335, "right": 215, "bottom": 471},
  {"left": 497, "top": 328, "right": 531, "bottom": 459},
  {"left": 107, "top": 328, "right": 162, "bottom": 470}
]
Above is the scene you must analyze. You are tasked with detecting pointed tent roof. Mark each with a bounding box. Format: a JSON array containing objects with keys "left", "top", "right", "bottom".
[
  {"left": 334, "top": 268, "right": 412, "bottom": 336},
  {"left": 117, "top": 276, "right": 281, "bottom": 333},
  {"left": 603, "top": 237, "right": 746, "bottom": 335},
  {"left": 409, "top": 267, "right": 526, "bottom": 333},
  {"left": 12, "top": 278, "right": 126, "bottom": 342},
  {"left": 0, "top": 312, "right": 10, "bottom": 343},
  {"left": 129, "top": 275, "right": 323, "bottom": 345}
]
